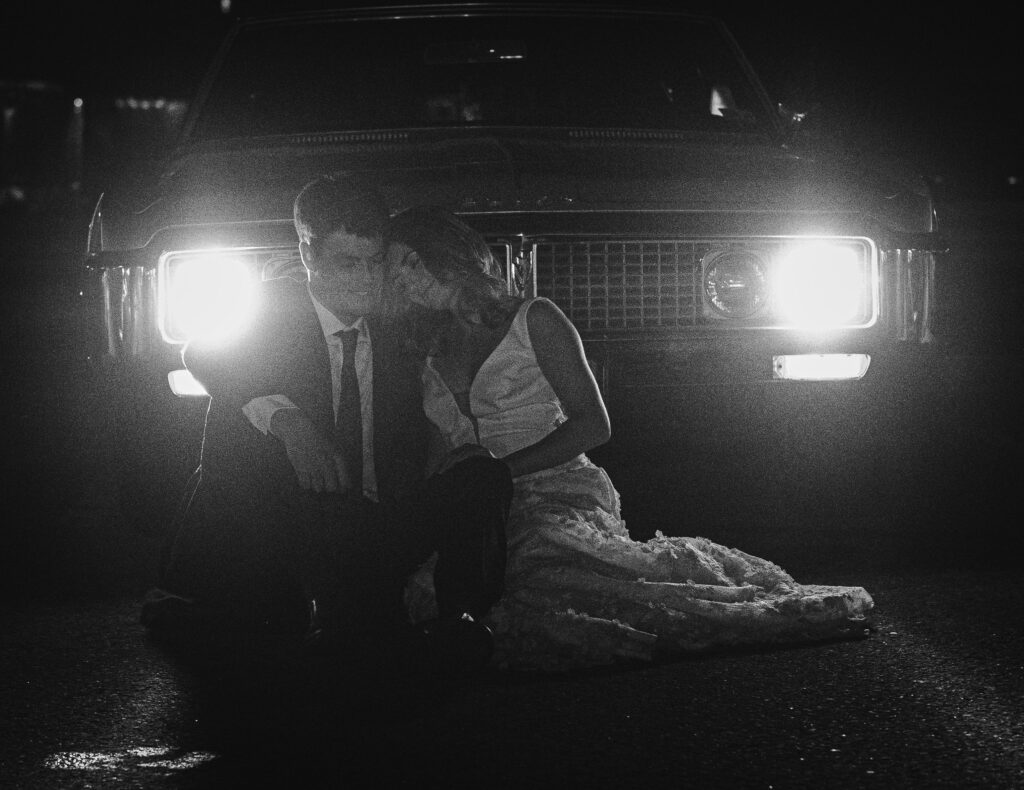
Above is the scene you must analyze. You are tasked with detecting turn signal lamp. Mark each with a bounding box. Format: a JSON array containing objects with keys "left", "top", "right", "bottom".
[
  {"left": 167, "top": 369, "right": 209, "bottom": 397},
  {"left": 773, "top": 354, "right": 871, "bottom": 381}
]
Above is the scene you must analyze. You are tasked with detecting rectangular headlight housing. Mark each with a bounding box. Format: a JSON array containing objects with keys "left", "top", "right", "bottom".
[
  {"left": 701, "top": 238, "right": 878, "bottom": 329},
  {"left": 158, "top": 247, "right": 304, "bottom": 344}
]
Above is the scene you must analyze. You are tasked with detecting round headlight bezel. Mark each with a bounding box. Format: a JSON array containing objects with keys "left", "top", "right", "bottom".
[{"left": 702, "top": 249, "right": 769, "bottom": 320}]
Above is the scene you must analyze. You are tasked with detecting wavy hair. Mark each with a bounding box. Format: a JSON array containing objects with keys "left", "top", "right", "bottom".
[{"left": 386, "top": 206, "right": 521, "bottom": 353}]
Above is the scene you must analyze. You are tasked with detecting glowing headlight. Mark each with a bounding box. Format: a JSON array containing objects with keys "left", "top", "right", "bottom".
[
  {"left": 773, "top": 243, "right": 869, "bottom": 328},
  {"left": 699, "top": 239, "right": 875, "bottom": 328},
  {"left": 159, "top": 251, "right": 258, "bottom": 344},
  {"left": 703, "top": 250, "right": 768, "bottom": 318}
]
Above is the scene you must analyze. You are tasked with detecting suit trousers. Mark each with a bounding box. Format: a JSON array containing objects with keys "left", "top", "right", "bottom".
[
  {"left": 299, "top": 456, "right": 512, "bottom": 631},
  {"left": 163, "top": 453, "right": 511, "bottom": 634}
]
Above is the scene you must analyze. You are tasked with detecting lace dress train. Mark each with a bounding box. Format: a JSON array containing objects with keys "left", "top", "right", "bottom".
[{"left": 406, "top": 456, "right": 873, "bottom": 671}]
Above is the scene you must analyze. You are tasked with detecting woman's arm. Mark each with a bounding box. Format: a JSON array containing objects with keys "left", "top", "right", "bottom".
[{"left": 500, "top": 299, "right": 611, "bottom": 478}]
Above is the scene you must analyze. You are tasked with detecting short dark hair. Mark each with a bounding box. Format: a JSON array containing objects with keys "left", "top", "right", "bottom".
[{"left": 293, "top": 173, "right": 389, "bottom": 246}]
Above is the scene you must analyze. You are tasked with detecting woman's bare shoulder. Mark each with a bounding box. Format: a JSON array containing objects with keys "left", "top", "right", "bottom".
[{"left": 524, "top": 296, "right": 578, "bottom": 338}]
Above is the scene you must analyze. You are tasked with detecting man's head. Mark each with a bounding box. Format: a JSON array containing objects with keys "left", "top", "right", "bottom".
[{"left": 293, "top": 174, "right": 390, "bottom": 322}]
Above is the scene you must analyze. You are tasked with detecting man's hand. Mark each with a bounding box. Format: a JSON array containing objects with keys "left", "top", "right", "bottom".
[
  {"left": 269, "top": 408, "right": 354, "bottom": 493},
  {"left": 437, "top": 443, "right": 497, "bottom": 475}
]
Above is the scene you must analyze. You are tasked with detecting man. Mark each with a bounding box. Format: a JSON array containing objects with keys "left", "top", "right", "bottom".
[{"left": 145, "top": 174, "right": 511, "bottom": 668}]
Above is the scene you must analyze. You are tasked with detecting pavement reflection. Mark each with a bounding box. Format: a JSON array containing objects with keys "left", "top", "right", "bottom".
[{"left": 5, "top": 570, "right": 1024, "bottom": 789}]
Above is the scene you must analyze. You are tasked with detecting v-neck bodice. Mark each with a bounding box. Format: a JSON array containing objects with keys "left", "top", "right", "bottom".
[{"left": 422, "top": 297, "right": 567, "bottom": 460}]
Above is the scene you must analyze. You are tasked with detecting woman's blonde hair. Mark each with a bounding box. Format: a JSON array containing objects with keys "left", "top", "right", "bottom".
[{"left": 387, "top": 206, "right": 521, "bottom": 351}]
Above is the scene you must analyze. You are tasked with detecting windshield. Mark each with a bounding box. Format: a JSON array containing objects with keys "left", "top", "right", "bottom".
[{"left": 190, "top": 13, "right": 772, "bottom": 141}]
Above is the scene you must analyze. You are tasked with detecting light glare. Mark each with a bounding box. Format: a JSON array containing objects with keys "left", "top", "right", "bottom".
[
  {"left": 165, "top": 254, "right": 257, "bottom": 344},
  {"left": 774, "top": 244, "right": 864, "bottom": 327}
]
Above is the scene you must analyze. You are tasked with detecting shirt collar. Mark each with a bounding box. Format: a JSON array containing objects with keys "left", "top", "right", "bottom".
[{"left": 309, "top": 291, "right": 367, "bottom": 340}]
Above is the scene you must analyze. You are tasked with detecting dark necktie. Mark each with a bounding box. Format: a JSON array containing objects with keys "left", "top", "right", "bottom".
[{"left": 335, "top": 328, "right": 363, "bottom": 494}]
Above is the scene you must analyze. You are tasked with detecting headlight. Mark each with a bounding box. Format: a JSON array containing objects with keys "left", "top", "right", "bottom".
[
  {"left": 702, "top": 250, "right": 768, "bottom": 318},
  {"left": 158, "top": 250, "right": 259, "bottom": 344},
  {"left": 700, "top": 239, "right": 875, "bottom": 329},
  {"left": 773, "top": 242, "right": 870, "bottom": 327}
]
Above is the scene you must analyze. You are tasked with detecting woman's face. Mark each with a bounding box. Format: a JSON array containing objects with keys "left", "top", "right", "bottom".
[{"left": 387, "top": 242, "right": 464, "bottom": 312}]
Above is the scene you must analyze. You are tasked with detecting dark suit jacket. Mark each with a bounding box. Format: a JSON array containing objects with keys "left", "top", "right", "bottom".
[
  {"left": 162, "top": 277, "right": 428, "bottom": 607},
  {"left": 185, "top": 276, "right": 427, "bottom": 504}
]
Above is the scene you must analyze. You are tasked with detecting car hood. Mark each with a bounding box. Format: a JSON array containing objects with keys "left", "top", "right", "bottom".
[{"left": 110, "top": 131, "right": 934, "bottom": 249}]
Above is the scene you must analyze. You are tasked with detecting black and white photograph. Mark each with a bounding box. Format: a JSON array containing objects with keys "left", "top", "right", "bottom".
[{"left": 1, "top": 2, "right": 1022, "bottom": 787}]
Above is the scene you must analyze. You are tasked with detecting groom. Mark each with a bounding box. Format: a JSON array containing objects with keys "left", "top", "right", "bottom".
[{"left": 147, "top": 174, "right": 511, "bottom": 667}]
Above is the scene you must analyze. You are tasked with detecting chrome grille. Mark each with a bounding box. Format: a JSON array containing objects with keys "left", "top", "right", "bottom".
[
  {"left": 258, "top": 248, "right": 305, "bottom": 281},
  {"left": 534, "top": 240, "right": 701, "bottom": 331}
]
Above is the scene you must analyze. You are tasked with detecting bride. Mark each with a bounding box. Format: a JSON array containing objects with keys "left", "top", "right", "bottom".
[{"left": 386, "top": 206, "right": 873, "bottom": 671}]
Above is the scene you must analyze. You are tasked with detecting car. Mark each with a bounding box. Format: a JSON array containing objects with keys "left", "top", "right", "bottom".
[{"left": 82, "top": 3, "right": 943, "bottom": 432}]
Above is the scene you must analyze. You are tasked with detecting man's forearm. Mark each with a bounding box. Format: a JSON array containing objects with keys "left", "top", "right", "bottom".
[{"left": 268, "top": 407, "right": 352, "bottom": 494}]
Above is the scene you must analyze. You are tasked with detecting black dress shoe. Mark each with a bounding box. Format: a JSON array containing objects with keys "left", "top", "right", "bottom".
[{"left": 420, "top": 613, "right": 494, "bottom": 674}]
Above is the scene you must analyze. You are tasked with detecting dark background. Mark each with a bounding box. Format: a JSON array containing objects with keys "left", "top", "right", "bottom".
[{"left": 2, "top": 1, "right": 1021, "bottom": 192}]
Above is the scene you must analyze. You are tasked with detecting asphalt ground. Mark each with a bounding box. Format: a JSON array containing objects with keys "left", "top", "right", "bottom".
[
  {"left": 1, "top": 199, "right": 1022, "bottom": 788},
  {"left": 2, "top": 567, "right": 1023, "bottom": 789}
]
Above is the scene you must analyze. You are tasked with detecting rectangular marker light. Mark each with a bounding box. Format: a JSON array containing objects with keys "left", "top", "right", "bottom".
[
  {"left": 772, "top": 354, "right": 871, "bottom": 381},
  {"left": 168, "top": 369, "right": 209, "bottom": 397}
]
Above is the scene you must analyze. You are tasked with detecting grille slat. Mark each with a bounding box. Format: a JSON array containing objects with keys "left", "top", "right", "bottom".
[{"left": 535, "top": 240, "right": 700, "bottom": 331}]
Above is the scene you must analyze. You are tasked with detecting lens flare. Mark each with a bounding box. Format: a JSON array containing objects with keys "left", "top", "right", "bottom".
[
  {"left": 161, "top": 253, "right": 257, "bottom": 344},
  {"left": 773, "top": 244, "right": 865, "bottom": 327}
]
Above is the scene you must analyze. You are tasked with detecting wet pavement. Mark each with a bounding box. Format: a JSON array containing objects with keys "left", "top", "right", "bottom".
[{"left": 2, "top": 568, "right": 1024, "bottom": 788}]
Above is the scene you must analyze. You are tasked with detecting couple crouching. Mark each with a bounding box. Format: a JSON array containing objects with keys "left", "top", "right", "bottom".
[{"left": 144, "top": 173, "right": 873, "bottom": 673}]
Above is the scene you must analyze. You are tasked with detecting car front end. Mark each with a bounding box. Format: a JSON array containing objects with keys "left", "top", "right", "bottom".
[{"left": 83, "top": 4, "right": 943, "bottom": 412}]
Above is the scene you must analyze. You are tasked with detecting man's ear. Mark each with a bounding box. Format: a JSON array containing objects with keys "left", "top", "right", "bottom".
[{"left": 299, "top": 240, "right": 314, "bottom": 271}]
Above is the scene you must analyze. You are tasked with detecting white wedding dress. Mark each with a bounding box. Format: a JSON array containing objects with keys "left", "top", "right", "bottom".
[{"left": 405, "top": 298, "right": 873, "bottom": 671}]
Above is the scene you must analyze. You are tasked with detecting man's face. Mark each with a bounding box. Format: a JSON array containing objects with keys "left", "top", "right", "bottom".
[{"left": 301, "top": 228, "right": 384, "bottom": 323}]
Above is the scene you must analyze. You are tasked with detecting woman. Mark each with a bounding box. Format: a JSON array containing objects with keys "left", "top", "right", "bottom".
[{"left": 387, "top": 207, "right": 873, "bottom": 672}]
